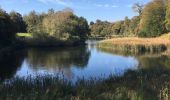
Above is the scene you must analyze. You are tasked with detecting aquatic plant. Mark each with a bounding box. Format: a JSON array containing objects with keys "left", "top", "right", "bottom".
[{"left": 0, "top": 69, "right": 170, "bottom": 100}]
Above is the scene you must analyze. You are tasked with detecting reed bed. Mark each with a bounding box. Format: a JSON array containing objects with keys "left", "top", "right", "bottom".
[
  {"left": 100, "top": 37, "right": 170, "bottom": 46},
  {"left": 0, "top": 69, "right": 170, "bottom": 100},
  {"left": 98, "top": 37, "right": 170, "bottom": 54}
]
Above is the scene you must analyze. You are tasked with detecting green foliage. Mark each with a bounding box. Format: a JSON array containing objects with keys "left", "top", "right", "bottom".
[
  {"left": 0, "top": 8, "right": 16, "bottom": 46},
  {"left": 138, "top": 0, "right": 167, "bottom": 37},
  {"left": 23, "top": 11, "right": 45, "bottom": 35},
  {"left": 1, "top": 0, "right": 170, "bottom": 46},
  {"left": 90, "top": 20, "right": 112, "bottom": 37},
  {"left": 122, "top": 16, "right": 131, "bottom": 36},
  {"left": 0, "top": 8, "right": 26, "bottom": 47},
  {"left": 165, "top": 0, "right": 170, "bottom": 31},
  {"left": 112, "top": 21, "right": 123, "bottom": 35},
  {"left": 24, "top": 9, "right": 89, "bottom": 41},
  {"left": 9, "top": 11, "right": 26, "bottom": 33},
  {"left": 138, "top": 30, "right": 147, "bottom": 37},
  {"left": 90, "top": 16, "right": 139, "bottom": 37},
  {"left": 90, "top": 21, "right": 94, "bottom": 25},
  {"left": 129, "top": 16, "right": 140, "bottom": 36},
  {"left": 90, "top": 0, "right": 170, "bottom": 38}
]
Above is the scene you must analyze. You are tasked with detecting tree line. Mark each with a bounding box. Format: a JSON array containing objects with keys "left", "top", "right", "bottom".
[
  {"left": 90, "top": 0, "right": 170, "bottom": 37},
  {"left": 23, "top": 8, "right": 89, "bottom": 40},
  {"left": 1, "top": 0, "right": 170, "bottom": 47},
  {"left": 0, "top": 8, "right": 89, "bottom": 47},
  {"left": 0, "top": 8, "right": 26, "bottom": 46}
]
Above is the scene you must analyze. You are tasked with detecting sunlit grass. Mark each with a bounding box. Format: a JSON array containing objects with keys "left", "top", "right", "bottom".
[
  {"left": 16, "top": 33, "right": 33, "bottom": 37},
  {"left": 100, "top": 37, "right": 170, "bottom": 46},
  {"left": 160, "top": 33, "right": 170, "bottom": 39},
  {"left": 97, "top": 37, "right": 170, "bottom": 54}
]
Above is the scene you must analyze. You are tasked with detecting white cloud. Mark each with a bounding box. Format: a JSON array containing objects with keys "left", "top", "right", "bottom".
[
  {"left": 126, "top": 4, "right": 133, "bottom": 8},
  {"left": 111, "top": 5, "right": 119, "bottom": 8},
  {"left": 96, "top": 4, "right": 103, "bottom": 7},
  {"left": 37, "top": 0, "right": 71, "bottom": 6},
  {"left": 95, "top": 4, "right": 119, "bottom": 8},
  {"left": 104, "top": 4, "right": 109, "bottom": 8}
]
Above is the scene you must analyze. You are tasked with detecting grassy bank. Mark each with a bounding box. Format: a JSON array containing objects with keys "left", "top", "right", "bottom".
[
  {"left": 16, "top": 33, "right": 33, "bottom": 38},
  {"left": 0, "top": 69, "right": 170, "bottom": 100},
  {"left": 97, "top": 37, "right": 170, "bottom": 54}
]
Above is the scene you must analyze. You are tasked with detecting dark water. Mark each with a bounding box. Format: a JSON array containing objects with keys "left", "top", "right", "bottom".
[{"left": 0, "top": 40, "right": 170, "bottom": 82}]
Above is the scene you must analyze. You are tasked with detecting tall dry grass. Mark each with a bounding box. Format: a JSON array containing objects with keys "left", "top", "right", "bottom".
[
  {"left": 100, "top": 37, "right": 170, "bottom": 46},
  {"left": 98, "top": 37, "right": 170, "bottom": 54}
]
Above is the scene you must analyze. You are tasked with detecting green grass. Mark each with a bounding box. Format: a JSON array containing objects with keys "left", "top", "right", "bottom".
[{"left": 16, "top": 33, "right": 33, "bottom": 37}]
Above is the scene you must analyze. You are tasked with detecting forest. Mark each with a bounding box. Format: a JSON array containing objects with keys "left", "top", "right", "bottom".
[
  {"left": 0, "top": 0, "right": 170, "bottom": 48},
  {"left": 90, "top": 0, "right": 170, "bottom": 38},
  {"left": 0, "top": 8, "right": 89, "bottom": 48}
]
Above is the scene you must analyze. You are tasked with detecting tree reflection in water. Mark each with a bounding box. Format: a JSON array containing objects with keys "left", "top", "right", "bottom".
[
  {"left": 25, "top": 46, "right": 91, "bottom": 79},
  {"left": 0, "top": 50, "right": 25, "bottom": 81}
]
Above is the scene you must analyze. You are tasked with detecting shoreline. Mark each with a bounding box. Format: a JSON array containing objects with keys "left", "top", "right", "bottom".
[
  {"left": 0, "top": 69, "right": 170, "bottom": 99},
  {"left": 99, "top": 37, "right": 170, "bottom": 46},
  {"left": 97, "top": 37, "right": 170, "bottom": 54},
  {"left": 0, "top": 39, "right": 86, "bottom": 58}
]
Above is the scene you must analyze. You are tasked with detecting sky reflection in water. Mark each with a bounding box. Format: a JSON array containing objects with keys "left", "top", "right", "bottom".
[{"left": 15, "top": 41, "right": 139, "bottom": 81}]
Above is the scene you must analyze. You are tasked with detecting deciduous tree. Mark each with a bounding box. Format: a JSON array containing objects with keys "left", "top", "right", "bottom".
[
  {"left": 165, "top": 0, "right": 170, "bottom": 31},
  {"left": 138, "top": 0, "right": 167, "bottom": 37}
]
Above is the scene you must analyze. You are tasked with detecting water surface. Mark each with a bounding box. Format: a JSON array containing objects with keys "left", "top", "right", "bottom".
[{"left": 1, "top": 40, "right": 170, "bottom": 82}]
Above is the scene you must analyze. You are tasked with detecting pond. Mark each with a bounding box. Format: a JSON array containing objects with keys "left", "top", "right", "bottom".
[{"left": 0, "top": 40, "right": 170, "bottom": 82}]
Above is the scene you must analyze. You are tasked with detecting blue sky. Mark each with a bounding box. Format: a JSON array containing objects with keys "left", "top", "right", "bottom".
[{"left": 0, "top": 0, "right": 150, "bottom": 22}]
